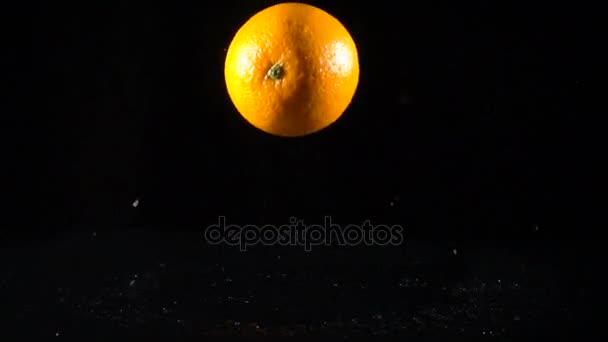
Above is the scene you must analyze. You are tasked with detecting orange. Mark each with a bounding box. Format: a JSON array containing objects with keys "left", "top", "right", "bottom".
[{"left": 224, "top": 2, "right": 359, "bottom": 137}]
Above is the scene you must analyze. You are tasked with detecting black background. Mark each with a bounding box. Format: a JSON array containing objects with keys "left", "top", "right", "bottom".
[
  {"left": 7, "top": 0, "right": 592, "bottom": 237},
  {"left": 2, "top": 0, "right": 597, "bottom": 338}
]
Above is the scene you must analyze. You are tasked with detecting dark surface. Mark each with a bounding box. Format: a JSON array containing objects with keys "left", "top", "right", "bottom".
[
  {"left": 0, "top": 231, "right": 594, "bottom": 338},
  {"left": 3, "top": 0, "right": 596, "bottom": 339}
]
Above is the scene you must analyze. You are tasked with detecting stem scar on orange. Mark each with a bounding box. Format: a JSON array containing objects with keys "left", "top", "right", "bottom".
[{"left": 224, "top": 2, "right": 360, "bottom": 137}]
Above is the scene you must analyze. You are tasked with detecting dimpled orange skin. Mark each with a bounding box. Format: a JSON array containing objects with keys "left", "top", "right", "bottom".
[{"left": 224, "top": 2, "right": 359, "bottom": 137}]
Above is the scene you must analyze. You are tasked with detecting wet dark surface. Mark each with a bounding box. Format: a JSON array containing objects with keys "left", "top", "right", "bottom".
[{"left": 0, "top": 231, "right": 591, "bottom": 339}]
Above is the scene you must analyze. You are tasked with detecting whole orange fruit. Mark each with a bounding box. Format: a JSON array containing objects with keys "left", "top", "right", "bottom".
[{"left": 224, "top": 2, "right": 359, "bottom": 137}]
